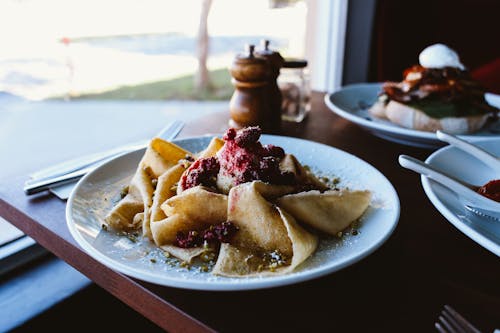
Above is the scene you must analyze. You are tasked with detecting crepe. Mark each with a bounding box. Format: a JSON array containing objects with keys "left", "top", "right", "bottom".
[
  {"left": 151, "top": 186, "right": 228, "bottom": 245},
  {"left": 151, "top": 185, "right": 228, "bottom": 264},
  {"left": 198, "top": 137, "right": 224, "bottom": 159},
  {"left": 147, "top": 164, "right": 185, "bottom": 238},
  {"left": 212, "top": 181, "right": 318, "bottom": 276},
  {"left": 160, "top": 244, "right": 214, "bottom": 264},
  {"left": 280, "top": 154, "right": 329, "bottom": 191},
  {"left": 277, "top": 189, "right": 371, "bottom": 235},
  {"left": 104, "top": 138, "right": 191, "bottom": 234}
]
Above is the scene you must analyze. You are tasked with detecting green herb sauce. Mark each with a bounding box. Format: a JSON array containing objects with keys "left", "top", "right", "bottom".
[{"left": 408, "top": 100, "right": 487, "bottom": 119}]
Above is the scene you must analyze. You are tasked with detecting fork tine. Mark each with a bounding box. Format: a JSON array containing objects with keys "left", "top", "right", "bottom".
[
  {"left": 440, "top": 312, "right": 467, "bottom": 333},
  {"left": 435, "top": 322, "right": 448, "bottom": 333},
  {"left": 157, "top": 120, "right": 185, "bottom": 141},
  {"left": 443, "top": 305, "right": 482, "bottom": 333}
]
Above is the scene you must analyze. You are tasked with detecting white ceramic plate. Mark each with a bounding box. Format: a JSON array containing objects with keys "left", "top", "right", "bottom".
[
  {"left": 66, "top": 135, "right": 400, "bottom": 290},
  {"left": 422, "top": 138, "right": 500, "bottom": 256},
  {"left": 325, "top": 83, "right": 500, "bottom": 149}
]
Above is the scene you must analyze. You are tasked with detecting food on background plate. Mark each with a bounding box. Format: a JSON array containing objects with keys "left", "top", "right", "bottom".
[
  {"left": 370, "top": 43, "right": 499, "bottom": 134},
  {"left": 477, "top": 179, "right": 500, "bottom": 202},
  {"left": 104, "top": 126, "right": 371, "bottom": 277}
]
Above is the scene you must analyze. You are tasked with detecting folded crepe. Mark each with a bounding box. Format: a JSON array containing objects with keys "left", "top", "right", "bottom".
[
  {"left": 149, "top": 137, "right": 225, "bottom": 239},
  {"left": 151, "top": 186, "right": 228, "bottom": 245},
  {"left": 147, "top": 164, "right": 185, "bottom": 238},
  {"left": 212, "top": 181, "right": 318, "bottom": 276},
  {"left": 160, "top": 244, "right": 215, "bottom": 264},
  {"left": 104, "top": 138, "right": 191, "bottom": 235},
  {"left": 277, "top": 189, "right": 371, "bottom": 235},
  {"left": 279, "top": 154, "right": 329, "bottom": 191},
  {"left": 198, "top": 137, "right": 225, "bottom": 159},
  {"left": 151, "top": 185, "right": 228, "bottom": 263}
]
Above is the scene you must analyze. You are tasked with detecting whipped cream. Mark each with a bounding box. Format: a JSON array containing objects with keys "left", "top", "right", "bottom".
[{"left": 419, "top": 43, "right": 465, "bottom": 70}]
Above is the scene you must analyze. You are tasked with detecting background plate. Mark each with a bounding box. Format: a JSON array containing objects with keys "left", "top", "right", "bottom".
[
  {"left": 325, "top": 83, "right": 500, "bottom": 149},
  {"left": 66, "top": 135, "right": 400, "bottom": 290}
]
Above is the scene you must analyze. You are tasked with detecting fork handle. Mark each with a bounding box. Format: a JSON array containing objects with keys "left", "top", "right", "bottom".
[
  {"left": 398, "top": 155, "right": 500, "bottom": 212},
  {"left": 23, "top": 149, "right": 132, "bottom": 195},
  {"left": 24, "top": 166, "right": 93, "bottom": 195},
  {"left": 436, "top": 131, "right": 500, "bottom": 171}
]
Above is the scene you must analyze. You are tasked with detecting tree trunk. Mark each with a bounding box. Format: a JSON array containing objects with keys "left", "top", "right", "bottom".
[{"left": 195, "top": 0, "right": 213, "bottom": 91}]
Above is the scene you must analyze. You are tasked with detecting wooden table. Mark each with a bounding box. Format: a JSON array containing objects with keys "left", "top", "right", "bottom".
[{"left": 1, "top": 93, "right": 498, "bottom": 332}]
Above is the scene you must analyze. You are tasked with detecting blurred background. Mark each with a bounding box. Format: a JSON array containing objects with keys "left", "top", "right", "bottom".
[
  {"left": 364, "top": 0, "right": 500, "bottom": 94},
  {"left": 0, "top": 0, "right": 308, "bottom": 101},
  {"left": 2, "top": 0, "right": 499, "bottom": 103}
]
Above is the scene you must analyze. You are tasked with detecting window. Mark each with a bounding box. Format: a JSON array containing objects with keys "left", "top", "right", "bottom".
[{"left": 0, "top": 0, "right": 312, "bottom": 101}]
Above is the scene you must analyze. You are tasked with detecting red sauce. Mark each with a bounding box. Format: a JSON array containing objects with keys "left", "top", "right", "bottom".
[
  {"left": 175, "top": 221, "right": 239, "bottom": 248},
  {"left": 477, "top": 179, "right": 500, "bottom": 202},
  {"left": 217, "top": 127, "right": 294, "bottom": 186}
]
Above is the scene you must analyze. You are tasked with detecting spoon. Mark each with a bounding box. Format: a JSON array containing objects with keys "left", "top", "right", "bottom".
[
  {"left": 398, "top": 155, "right": 500, "bottom": 217},
  {"left": 436, "top": 130, "right": 500, "bottom": 172}
]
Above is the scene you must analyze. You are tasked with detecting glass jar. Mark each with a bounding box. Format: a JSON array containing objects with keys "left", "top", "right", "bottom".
[{"left": 278, "top": 59, "right": 310, "bottom": 122}]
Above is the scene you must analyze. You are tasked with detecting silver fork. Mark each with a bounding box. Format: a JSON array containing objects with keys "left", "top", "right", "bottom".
[
  {"left": 435, "top": 305, "right": 482, "bottom": 333},
  {"left": 23, "top": 120, "right": 184, "bottom": 195}
]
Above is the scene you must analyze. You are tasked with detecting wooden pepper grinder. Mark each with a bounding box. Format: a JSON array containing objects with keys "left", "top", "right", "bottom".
[
  {"left": 229, "top": 44, "right": 276, "bottom": 132},
  {"left": 255, "top": 39, "right": 284, "bottom": 128}
]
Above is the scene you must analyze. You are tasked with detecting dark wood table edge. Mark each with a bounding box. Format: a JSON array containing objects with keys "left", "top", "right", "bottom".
[{"left": 0, "top": 197, "right": 216, "bottom": 333}]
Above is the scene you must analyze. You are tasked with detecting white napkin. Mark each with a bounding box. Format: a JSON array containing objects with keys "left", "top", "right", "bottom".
[{"left": 49, "top": 181, "right": 78, "bottom": 200}]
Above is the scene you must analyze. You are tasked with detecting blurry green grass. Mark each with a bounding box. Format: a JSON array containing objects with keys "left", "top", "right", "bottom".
[{"left": 70, "top": 68, "right": 233, "bottom": 100}]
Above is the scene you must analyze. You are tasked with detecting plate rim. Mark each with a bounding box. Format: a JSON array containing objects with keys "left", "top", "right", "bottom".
[
  {"left": 324, "top": 82, "right": 499, "bottom": 144},
  {"left": 421, "top": 139, "right": 500, "bottom": 256},
  {"left": 66, "top": 134, "right": 401, "bottom": 290}
]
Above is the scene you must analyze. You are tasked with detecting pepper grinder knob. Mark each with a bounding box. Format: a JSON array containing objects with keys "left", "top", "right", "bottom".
[
  {"left": 261, "top": 39, "right": 270, "bottom": 51},
  {"left": 245, "top": 43, "right": 255, "bottom": 56}
]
